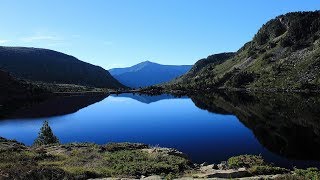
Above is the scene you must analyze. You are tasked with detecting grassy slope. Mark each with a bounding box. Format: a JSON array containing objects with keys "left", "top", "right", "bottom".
[
  {"left": 0, "top": 46, "right": 125, "bottom": 89},
  {"left": 0, "top": 139, "right": 190, "bottom": 179},
  {"left": 167, "top": 11, "right": 320, "bottom": 90}
]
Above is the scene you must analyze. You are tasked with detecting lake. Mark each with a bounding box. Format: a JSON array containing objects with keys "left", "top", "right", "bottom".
[{"left": 0, "top": 92, "right": 320, "bottom": 168}]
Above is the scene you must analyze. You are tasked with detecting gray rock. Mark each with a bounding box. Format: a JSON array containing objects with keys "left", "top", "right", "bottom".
[
  {"left": 200, "top": 162, "right": 208, "bottom": 166},
  {"left": 142, "top": 175, "right": 163, "bottom": 180},
  {"left": 217, "top": 161, "right": 228, "bottom": 170}
]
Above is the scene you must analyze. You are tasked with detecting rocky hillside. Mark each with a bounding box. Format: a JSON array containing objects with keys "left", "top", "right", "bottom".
[
  {"left": 109, "top": 61, "right": 192, "bottom": 88},
  {"left": 168, "top": 11, "right": 320, "bottom": 90},
  {"left": 169, "top": 53, "right": 235, "bottom": 86},
  {"left": 0, "top": 46, "right": 125, "bottom": 89}
]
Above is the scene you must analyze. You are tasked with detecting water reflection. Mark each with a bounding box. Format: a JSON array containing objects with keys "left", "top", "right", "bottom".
[
  {"left": 190, "top": 92, "right": 320, "bottom": 161},
  {"left": 0, "top": 92, "right": 320, "bottom": 168},
  {"left": 0, "top": 94, "right": 107, "bottom": 119},
  {"left": 111, "top": 93, "right": 187, "bottom": 104}
]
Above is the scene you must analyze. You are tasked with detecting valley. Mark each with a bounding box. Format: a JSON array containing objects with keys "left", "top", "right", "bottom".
[{"left": 1, "top": 8, "right": 320, "bottom": 180}]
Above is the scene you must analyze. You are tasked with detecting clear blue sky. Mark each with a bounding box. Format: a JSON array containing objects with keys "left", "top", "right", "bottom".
[{"left": 0, "top": 1, "right": 319, "bottom": 69}]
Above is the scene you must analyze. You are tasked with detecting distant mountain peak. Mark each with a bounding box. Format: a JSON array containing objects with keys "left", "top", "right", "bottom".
[
  {"left": 142, "top": 60, "right": 152, "bottom": 63},
  {"left": 137, "top": 60, "right": 159, "bottom": 66},
  {"left": 109, "top": 62, "right": 192, "bottom": 88}
]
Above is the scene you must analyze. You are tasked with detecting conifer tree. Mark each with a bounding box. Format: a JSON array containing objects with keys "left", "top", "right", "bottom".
[{"left": 34, "top": 120, "right": 59, "bottom": 146}]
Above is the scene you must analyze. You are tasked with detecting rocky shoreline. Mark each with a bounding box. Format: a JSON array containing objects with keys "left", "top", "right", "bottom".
[{"left": 1, "top": 137, "right": 319, "bottom": 180}]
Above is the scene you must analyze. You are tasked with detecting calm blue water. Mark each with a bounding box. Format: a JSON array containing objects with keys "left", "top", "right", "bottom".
[{"left": 0, "top": 93, "right": 319, "bottom": 168}]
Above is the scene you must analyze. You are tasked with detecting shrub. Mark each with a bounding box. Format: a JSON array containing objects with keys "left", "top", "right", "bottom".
[
  {"left": 248, "top": 165, "right": 289, "bottom": 175},
  {"left": 104, "top": 143, "right": 148, "bottom": 152},
  {"left": 262, "top": 52, "right": 274, "bottom": 61},
  {"left": 280, "top": 36, "right": 294, "bottom": 47},
  {"left": 228, "top": 155, "right": 264, "bottom": 168},
  {"left": 34, "top": 120, "right": 59, "bottom": 146},
  {"left": 230, "top": 72, "right": 256, "bottom": 88},
  {"left": 255, "top": 31, "right": 270, "bottom": 45},
  {"left": 294, "top": 167, "right": 320, "bottom": 180}
]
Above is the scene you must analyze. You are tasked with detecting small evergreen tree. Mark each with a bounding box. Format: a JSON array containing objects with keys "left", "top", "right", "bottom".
[{"left": 34, "top": 120, "right": 59, "bottom": 146}]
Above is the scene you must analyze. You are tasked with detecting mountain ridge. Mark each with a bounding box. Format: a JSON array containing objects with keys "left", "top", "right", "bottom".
[
  {"left": 0, "top": 46, "right": 125, "bottom": 89},
  {"left": 109, "top": 61, "right": 192, "bottom": 88},
  {"left": 167, "top": 11, "right": 320, "bottom": 90}
]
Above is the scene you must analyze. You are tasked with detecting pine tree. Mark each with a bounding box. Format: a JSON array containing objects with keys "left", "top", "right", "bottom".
[{"left": 34, "top": 120, "right": 59, "bottom": 146}]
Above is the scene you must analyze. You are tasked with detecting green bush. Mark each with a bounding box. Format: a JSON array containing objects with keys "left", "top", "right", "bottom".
[
  {"left": 294, "top": 167, "right": 320, "bottom": 180},
  {"left": 34, "top": 120, "right": 59, "bottom": 146},
  {"left": 280, "top": 36, "right": 294, "bottom": 47},
  {"left": 228, "top": 155, "right": 264, "bottom": 168},
  {"left": 262, "top": 52, "right": 274, "bottom": 61},
  {"left": 248, "top": 165, "right": 289, "bottom": 175},
  {"left": 230, "top": 72, "right": 256, "bottom": 88}
]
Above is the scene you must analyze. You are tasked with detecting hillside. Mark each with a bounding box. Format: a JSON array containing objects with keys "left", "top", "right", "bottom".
[
  {"left": 168, "top": 11, "right": 320, "bottom": 90},
  {"left": 169, "top": 53, "right": 235, "bottom": 86},
  {"left": 0, "top": 46, "right": 124, "bottom": 89},
  {"left": 0, "top": 70, "right": 47, "bottom": 102},
  {"left": 109, "top": 61, "right": 192, "bottom": 88},
  {"left": 0, "top": 70, "right": 50, "bottom": 117}
]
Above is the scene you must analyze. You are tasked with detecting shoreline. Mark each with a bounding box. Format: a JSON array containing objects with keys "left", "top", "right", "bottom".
[
  {"left": 0, "top": 137, "right": 319, "bottom": 179},
  {"left": 108, "top": 87, "right": 320, "bottom": 97}
]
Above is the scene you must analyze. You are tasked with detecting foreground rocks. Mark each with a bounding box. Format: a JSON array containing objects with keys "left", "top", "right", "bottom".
[{"left": 0, "top": 137, "right": 319, "bottom": 180}]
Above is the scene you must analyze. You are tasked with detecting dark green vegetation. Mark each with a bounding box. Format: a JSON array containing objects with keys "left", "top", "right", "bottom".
[
  {"left": 227, "top": 155, "right": 320, "bottom": 179},
  {"left": 34, "top": 121, "right": 60, "bottom": 146},
  {"left": 228, "top": 155, "right": 265, "bottom": 169},
  {"left": 168, "top": 11, "right": 320, "bottom": 91},
  {"left": 228, "top": 155, "right": 289, "bottom": 176},
  {"left": 0, "top": 46, "right": 124, "bottom": 89},
  {"left": 0, "top": 69, "right": 47, "bottom": 101},
  {"left": 0, "top": 137, "right": 190, "bottom": 179},
  {"left": 1, "top": 136, "right": 320, "bottom": 179},
  {"left": 0, "top": 69, "right": 50, "bottom": 118},
  {"left": 170, "top": 53, "right": 235, "bottom": 86},
  {"left": 190, "top": 91, "right": 320, "bottom": 161},
  {"left": 293, "top": 168, "right": 320, "bottom": 179}
]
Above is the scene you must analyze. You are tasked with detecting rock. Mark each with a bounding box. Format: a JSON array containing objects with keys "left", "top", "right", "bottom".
[
  {"left": 212, "top": 164, "right": 219, "bottom": 169},
  {"left": 89, "top": 178, "right": 138, "bottom": 180},
  {"left": 194, "top": 168, "right": 250, "bottom": 179},
  {"left": 98, "top": 146, "right": 106, "bottom": 153},
  {"left": 200, "top": 164, "right": 216, "bottom": 172},
  {"left": 142, "top": 175, "right": 163, "bottom": 180},
  {"left": 0, "top": 137, "right": 27, "bottom": 152},
  {"left": 217, "top": 161, "right": 228, "bottom": 170},
  {"left": 200, "top": 162, "right": 208, "bottom": 166},
  {"left": 143, "top": 147, "right": 189, "bottom": 159}
]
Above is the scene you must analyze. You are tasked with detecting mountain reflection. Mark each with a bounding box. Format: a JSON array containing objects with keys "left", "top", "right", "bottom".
[
  {"left": 190, "top": 91, "right": 320, "bottom": 161},
  {"left": 111, "top": 93, "right": 187, "bottom": 104},
  {"left": 0, "top": 94, "right": 107, "bottom": 119}
]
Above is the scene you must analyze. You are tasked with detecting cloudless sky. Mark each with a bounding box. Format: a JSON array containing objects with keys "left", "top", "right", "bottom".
[{"left": 0, "top": 0, "right": 319, "bottom": 69}]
